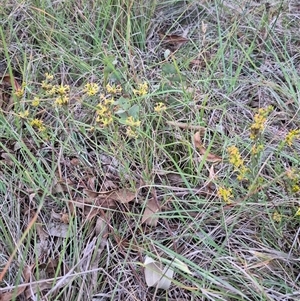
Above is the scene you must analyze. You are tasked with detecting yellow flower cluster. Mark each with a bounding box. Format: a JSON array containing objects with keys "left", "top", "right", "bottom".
[
  {"left": 227, "top": 146, "right": 244, "bottom": 167},
  {"left": 133, "top": 82, "right": 148, "bottom": 96},
  {"left": 251, "top": 143, "right": 264, "bottom": 156},
  {"left": 272, "top": 211, "right": 282, "bottom": 223},
  {"left": 41, "top": 73, "right": 54, "bottom": 91},
  {"left": 250, "top": 106, "right": 273, "bottom": 140},
  {"left": 95, "top": 96, "right": 114, "bottom": 127},
  {"left": 19, "top": 110, "right": 29, "bottom": 119},
  {"left": 286, "top": 168, "right": 300, "bottom": 194},
  {"left": 106, "top": 83, "right": 122, "bottom": 94},
  {"left": 125, "top": 116, "right": 141, "bottom": 138},
  {"left": 154, "top": 102, "right": 167, "bottom": 113},
  {"left": 217, "top": 187, "right": 233, "bottom": 204},
  {"left": 50, "top": 85, "right": 70, "bottom": 106},
  {"left": 285, "top": 129, "right": 300, "bottom": 146},
  {"left": 83, "top": 83, "right": 99, "bottom": 96},
  {"left": 227, "top": 145, "right": 248, "bottom": 180},
  {"left": 30, "top": 118, "right": 46, "bottom": 132},
  {"left": 54, "top": 95, "right": 69, "bottom": 106},
  {"left": 31, "top": 97, "right": 40, "bottom": 107},
  {"left": 14, "top": 87, "right": 25, "bottom": 98},
  {"left": 40, "top": 73, "right": 70, "bottom": 106},
  {"left": 56, "top": 84, "right": 70, "bottom": 95},
  {"left": 45, "top": 73, "right": 54, "bottom": 81}
]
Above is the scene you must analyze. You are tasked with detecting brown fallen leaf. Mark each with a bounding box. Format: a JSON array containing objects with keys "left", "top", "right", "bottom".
[
  {"left": 48, "top": 222, "right": 71, "bottom": 238},
  {"left": 83, "top": 189, "right": 102, "bottom": 198},
  {"left": 0, "top": 265, "right": 32, "bottom": 301},
  {"left": 109, "top": 188, "right": 136, "bottom": 204},
  {"left": 0, "top": 73, "right": 20, "bottom": 112},
  {"left": 189, "top": 59, "right": 206, "bottom": 69},
  {"left": 142, "top": 198, "right": 160, "bottom": 226},
  {"left": 159, "top": 33, "right": 189, "bottom": 50},
  {"left": 0, "top": 152, "right": 15, "bottom": 166},
  {"left": 193, "top": 131, "right": 222, "bottom": 163}
]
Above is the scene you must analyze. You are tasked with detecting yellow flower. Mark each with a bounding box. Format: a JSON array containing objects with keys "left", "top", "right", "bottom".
[
  {"left": 46, "top": 86, "right": 57, "bottom": 96},
  {"left": 56, "top": 84, "right": 70, "bottom": 95},
  {"left": 295, "top": 207, "right": 300, "bottom": 216},
  {"left": 126, "top": 127, "right": 138, "bottom": 138},
  {"left": 250, "top": 106, "right": 273, "bottom": 140},
  {"left": 251, "top": 144, "right": 264, "bottom": 156},
  {"left": 272, "top": 211, "right": 282, "bottom": 223},
  {"left": 154, "top": 102, "right": 167, "bottom": 113},
  {"left": 133, "top": 82, "right": 148, "bottom": 96},
  {"left": 41, "top": 81, "right": 53, "bottom": 90},
  {"left": 104, "top": 97, "right": 114, "bottom": 105},
  {"left": 96, "top": 115, "right": 113, "bottom": 126},
  {"left": 285, "top": 129, "right": 300, "bottom": 146},
  {"left": 15, "top": 87, "right": 25, "bottom": 98},
  {"left": 44, "top": 73, "right": 54, "bottom": 81},
  {"left": 102, "top": 116, "right": 113, "bottom": 126},
  {"left": 30, "top": 118, "right": 46, "bottom": 132},
  {"left": 32, "top": 97, "right": 40, "bottom": 107},
  {"left": 292, "top": 184, "right": 300, "bottom": 193},
  {"left": 54, "top": 95, "right": 69, "bottom": 106},
  {"left": 126, "top": 116, "right": 141, "bottom": 127},
  {"left": 96, "top": 104, "right": 108, "bottom": 116},
  {"left": 106, "top": 83, "right": 122, "bottom": 94},
  {"left": 227, "top": 146, "right": 244, "bottom": 168},
  {"left": 84, "top": 83, "right": 99, "bottom": 96},
  {"left": 19, "top": 110, "right": 29, "bottom": 118},
  {"left": 286, "top": 168, "right": 297, "bottom": 180},
  {"left": 217, "top": 187, "right": 233, "bottom": 204},
  {"left": 237, "top": 166, "right": 249, "bottom": 181}
]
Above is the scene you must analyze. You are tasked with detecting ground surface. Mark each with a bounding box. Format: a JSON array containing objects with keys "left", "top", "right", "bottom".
[{"left": 0, "top": 1, "right": 300, "bottom": 300}]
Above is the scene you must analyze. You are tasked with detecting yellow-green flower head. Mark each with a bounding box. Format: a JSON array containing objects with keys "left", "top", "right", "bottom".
[
  {"left": 217, "top": 187, "right": 233, "bottom": 204},
  {"left": 19, "top": 110, "right": 29, "bottom": 119},
  {"left": 126, "top": 116, "right": 141, "bottom": 127},
  {"left": 96, "top": 103, "right": 108, "bottom": 116},
  {"left": 41, "top": 81, "right": 52, "bottom": 90},
  {"left": 227, "top": 145, "right": 244, "bottom": 168},
  {"left": 32, "top": 97, "right": 40, "bottom": 107},
  {"left": 126, "top": 127, "right": 138, "bottom": 138},
  {"left": 154, "top": 102, "right": 167, "bottom": 113},
  {"left": 272, "top": 211, "right": 282, "bottom": 223},
  {"left": 84, "top": 83, "right": 99, "bottom": 96},
  {"left": 133, "top": 82, "right": 148, "bottom": 96},
  {"left": 56, "top": 84, "right": 70, "bottom": 95},
  {"left": 30, "top": 118, "right": 46, "bottom": 132},
  {"left": 44, "top": 73, "right": 54, "bottom": 81},
  {"left": 14, "top": 87, "right": 25, "bottom": 98},
  {"left": 250, "top": 106, "right": 273, "bottom": 139},
  {"left": 54, "top": 95, "right": 69, "bottom": 106},
  {"left": 285, "top": 129, "right": 300, "bottom": 146},
  {"left": 106, "top": 83, "right": 122, "bottom": 94}
]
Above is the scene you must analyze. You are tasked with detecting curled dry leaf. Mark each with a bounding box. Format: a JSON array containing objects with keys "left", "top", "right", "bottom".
[
  {"left": 142, "top": 198, "right": 160, "bottom": 226},
  {"left": 193, "top": 130, "right": 222, "bottom": 163},
  {"left": 144, "top": 256, "right": 174, "bottom": 290}
]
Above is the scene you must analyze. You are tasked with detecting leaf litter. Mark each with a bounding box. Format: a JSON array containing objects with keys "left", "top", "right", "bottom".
[{"left": 1, "top": 1, "right": 300, "bottom": 300}]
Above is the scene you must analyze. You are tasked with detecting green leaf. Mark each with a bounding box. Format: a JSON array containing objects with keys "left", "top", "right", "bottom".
[{"left": 128, "top": 104, "right": 140, "bottom": 118}]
